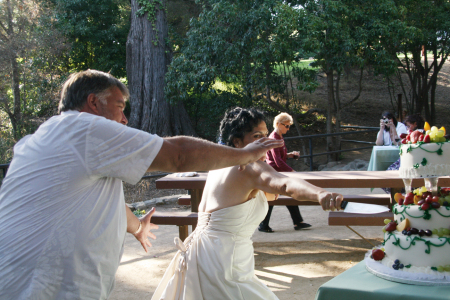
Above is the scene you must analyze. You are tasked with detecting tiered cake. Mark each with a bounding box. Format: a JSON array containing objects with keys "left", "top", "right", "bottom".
[{"left": 366, "top": 126, "right": 450, "bottom": 285}]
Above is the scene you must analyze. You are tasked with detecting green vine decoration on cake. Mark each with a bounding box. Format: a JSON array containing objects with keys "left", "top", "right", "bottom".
[
  {"left": 403, "top": 142, "right": 446, "bottom": 156},
  {"left": 394, "top": 205, "right": 450, "bottom": 221},
  {"left": 385, "top": 233, "right": 450, "bottom": 254},
  {"left": 422, "top": 209, "right": 431, "bottom": 220},
  {"left": 431, "top": 267, "right": 438, "bottom": 271},
  {"left": 413, "top": 158, "right": 428, "bottom": 169},
  {"left": 406, "top": 145, "right": 413, "bottom": 153},
  {"left": 405, "top": 264, "right": 411, "bottom": 268}
]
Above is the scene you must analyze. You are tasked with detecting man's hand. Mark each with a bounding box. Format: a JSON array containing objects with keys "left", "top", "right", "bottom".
[
  {"left": 133, "top": 207, "right": 159, "bottom": 252},
  {"left": 239, "top": 137, "right": 283, "bottom": 171}
]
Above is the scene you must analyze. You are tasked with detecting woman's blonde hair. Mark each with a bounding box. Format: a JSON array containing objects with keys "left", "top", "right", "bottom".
[{"left": 273, "top": 113, "right": 293, "bottom": 128}]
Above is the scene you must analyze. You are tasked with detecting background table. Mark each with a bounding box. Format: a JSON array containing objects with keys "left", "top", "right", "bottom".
[
  {"left": 156, "top": 171, "right": 450, "bottom": 212},
  {"left": 315, "top": 261, "right": 450, "bottom": 300},
  {"left": 367, "top": 146, "right": 400, "bottom": 171}
]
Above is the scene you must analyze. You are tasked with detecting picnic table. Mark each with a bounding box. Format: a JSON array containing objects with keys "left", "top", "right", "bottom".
[
  {"left": 155, "top": 171, "right": 450, "bottom": 241},
  {"left": 156, "top": 170, "right": 450, "bottom": 212}
]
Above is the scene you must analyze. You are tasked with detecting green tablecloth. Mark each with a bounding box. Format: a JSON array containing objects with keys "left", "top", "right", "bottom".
[
  {"left": 367, "top": 146, "right": 400, "bottom": 171},
  {"left": 315, "top": 261, "right": 450, "bottom": 300}
]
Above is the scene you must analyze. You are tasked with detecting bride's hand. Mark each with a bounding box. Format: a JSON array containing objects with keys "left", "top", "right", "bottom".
[{"left": 317, "top": 192, "right": 343, "bottom": 211}]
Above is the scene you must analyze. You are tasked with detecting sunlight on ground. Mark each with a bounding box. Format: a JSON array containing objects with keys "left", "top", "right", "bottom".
[
  {"left": 264, "top": 261, "right": 356, "bottom": 279},
  {"left": 255, "top": 261, "right": 357, "bottom": 293},
  {"left": 255, "top": 269, "right": 293, "bottom": 284}
]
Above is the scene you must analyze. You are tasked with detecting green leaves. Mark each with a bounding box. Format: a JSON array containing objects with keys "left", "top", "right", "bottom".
[
  {"left": 165, "top": 0, "right": 313, "bottom": 112},
  {"left": 52, "top": 0, "right": 130, "bottom": 76}
]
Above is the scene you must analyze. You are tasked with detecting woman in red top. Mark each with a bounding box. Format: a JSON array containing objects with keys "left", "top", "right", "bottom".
[{"left": 259, "top": 113, "right": 312, "bottom": 232}]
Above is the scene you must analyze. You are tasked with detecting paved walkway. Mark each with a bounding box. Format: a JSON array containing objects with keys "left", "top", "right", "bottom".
[{"left": 110, "top": 188, "right": 386, "bottom": 300}]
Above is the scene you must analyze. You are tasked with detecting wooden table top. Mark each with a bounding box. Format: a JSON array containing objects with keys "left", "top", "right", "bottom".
[{"left": 155, "top": 170, "right": 450, "bottom": 190}]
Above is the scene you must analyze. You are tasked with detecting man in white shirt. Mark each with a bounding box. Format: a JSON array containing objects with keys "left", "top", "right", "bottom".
[{"left": 0, "top": 70, "right": 283, "bottom": 299}]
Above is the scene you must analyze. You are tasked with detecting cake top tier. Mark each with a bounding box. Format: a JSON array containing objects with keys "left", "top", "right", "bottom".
[{"left": 399, "top": 124, "right": 450, "bottom": 179}]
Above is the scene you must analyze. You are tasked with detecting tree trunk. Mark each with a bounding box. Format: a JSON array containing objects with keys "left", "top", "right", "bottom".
[
  {"left": 326, "top": 69, "right": 334, "bottom": 162},
  {"left": 10, "top": 55, "right": 21, "bottom": 140},
  {"left": 126, "top": 0, "right": 196, "bottom": 137},
  {"left": 6, "top": 0, "right": 21, "bottom": 140},
  {"left": 333, "top": 73, "right": 341, "bottom": 161}
]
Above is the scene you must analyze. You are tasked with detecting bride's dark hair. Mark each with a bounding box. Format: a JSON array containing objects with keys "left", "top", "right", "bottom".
[{"left": 218, "top": 107, "right": 266, "bottom": 147}]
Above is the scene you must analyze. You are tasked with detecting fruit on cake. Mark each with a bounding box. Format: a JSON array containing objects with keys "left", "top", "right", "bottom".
[{"left": 399, "top": 125, "right": 450, "bottom": 178}]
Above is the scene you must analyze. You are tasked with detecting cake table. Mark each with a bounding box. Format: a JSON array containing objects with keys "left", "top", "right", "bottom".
[{"left": 315, "top": 261, "right": 450, "bottom": 300}]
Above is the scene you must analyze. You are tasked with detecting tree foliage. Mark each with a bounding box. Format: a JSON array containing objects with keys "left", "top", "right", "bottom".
[
  {"left": 0, "top": 0, "right": 68, "bottom": 146},
  {"left": 50, "top": 0, "right": 130, "bottom": 76},
  {"left": 300, "top": 0, "right": 402, "bottom": 156},
  {"left": 165, "top": 0, "right": 320, "bottom": 133},
  {"left": 384, "top": 0, "right": 450, "bottom": 123}
]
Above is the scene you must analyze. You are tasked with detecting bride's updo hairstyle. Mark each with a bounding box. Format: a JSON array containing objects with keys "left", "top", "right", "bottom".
[{"left": 218, "top": 107, "right": 266, "bottom": 147}]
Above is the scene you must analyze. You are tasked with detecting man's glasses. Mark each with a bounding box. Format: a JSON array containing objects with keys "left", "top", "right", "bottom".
[{"left": 281, "top": 123, "right": 290, "bottom": 129}]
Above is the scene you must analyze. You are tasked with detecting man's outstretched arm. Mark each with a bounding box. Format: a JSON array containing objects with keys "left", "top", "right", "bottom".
[{"left": 148, "top": 136, "right": 283, "bottom": 173}]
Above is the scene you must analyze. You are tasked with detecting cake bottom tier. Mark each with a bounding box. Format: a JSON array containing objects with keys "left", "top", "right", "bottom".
[{"left": 383, "top": 232, "right": 450, "bottom": 269}]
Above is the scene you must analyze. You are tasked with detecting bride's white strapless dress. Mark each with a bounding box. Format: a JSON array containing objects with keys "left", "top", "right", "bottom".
[{"left": 151, "top": 191, "right": 279, "bottom": 300}]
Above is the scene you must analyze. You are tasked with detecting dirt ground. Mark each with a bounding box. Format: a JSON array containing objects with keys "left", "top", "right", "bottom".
[{"left": 113, "top": 61, "right": 450, "bottom": 299}]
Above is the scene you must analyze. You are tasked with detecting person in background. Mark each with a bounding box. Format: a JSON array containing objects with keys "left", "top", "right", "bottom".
[
  {"left": 258, "top": 112, "right": 311, "bottom": 233},
  {"left": 382, "top": 114, "right": 425, "bottom": 194},
  {"left": 151, "top": 107, "right": 342, "bottom": 300},
  {"left": 386, "top": 114, "right": 425, "bottom": 172},
  {"left": 375, "top": 111, "right": 407, "bottom": 146},
  {"left": 404, "top": 114, "right": 425, "bottom": 134}
]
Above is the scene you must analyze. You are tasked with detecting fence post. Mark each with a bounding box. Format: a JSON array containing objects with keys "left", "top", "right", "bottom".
[{"left": 309, "top": 138, "right": 313, "bottom": 171}]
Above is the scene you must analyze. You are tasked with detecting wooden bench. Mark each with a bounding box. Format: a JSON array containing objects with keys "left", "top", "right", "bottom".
[
  {"left": 176, "top": 194, "right": 393, "bottom": 246},
  {"left": 151, "top": 211, "right": 198, "bottom": 241},
  {"left": 328, "top": 211, "right": 394, "bottom": 226},
  {"left": 178, "top": 194, "right": 391, "bottom": 207},
  {"left": 328, "top": 211, "right": 394, "bottom": 246}
]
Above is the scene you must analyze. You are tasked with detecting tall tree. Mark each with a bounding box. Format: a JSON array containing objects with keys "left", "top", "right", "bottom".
[
  {"left": 126, "top": 0, "right": 196, "bottom": 136},
  {"left": 385, "top": 0, "right": 450, "bottom": 123}
]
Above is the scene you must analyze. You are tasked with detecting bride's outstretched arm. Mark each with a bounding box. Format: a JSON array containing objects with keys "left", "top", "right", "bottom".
[{"left": 246, "top": 161, "right": 343, "bottom": 211}]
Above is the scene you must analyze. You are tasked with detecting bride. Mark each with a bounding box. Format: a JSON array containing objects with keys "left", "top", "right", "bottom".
[{"left": 152, "top": 107, "right": 343, "bottom": 300}]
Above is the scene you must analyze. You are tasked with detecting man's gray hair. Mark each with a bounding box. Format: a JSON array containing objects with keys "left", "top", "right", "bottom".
[{"left": 58, "top": 70, "right": 129, "bottom": 113}]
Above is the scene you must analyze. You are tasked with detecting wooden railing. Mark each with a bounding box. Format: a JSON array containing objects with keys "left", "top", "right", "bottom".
[{"left": 284, "top": 126, "right": 379, "bottom": 171}]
